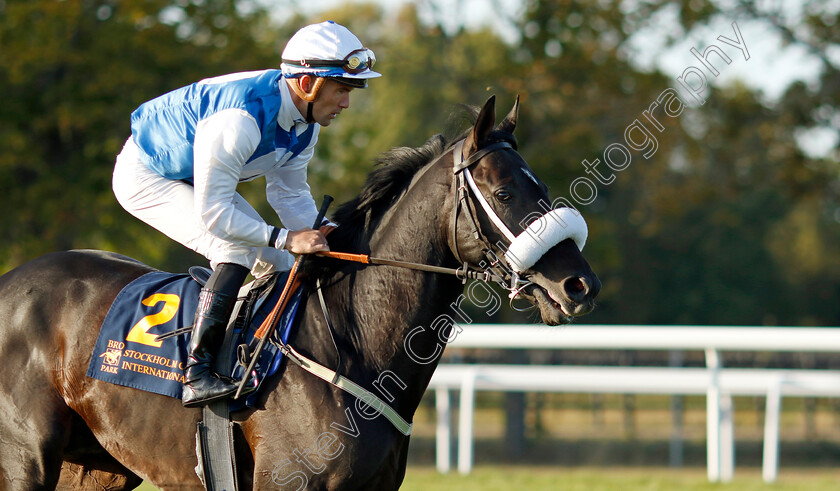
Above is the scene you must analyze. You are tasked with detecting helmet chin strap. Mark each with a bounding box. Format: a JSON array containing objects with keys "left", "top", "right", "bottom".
[
  {"left": 289, "top": 77, "right": 326, "bottom": 123},
  {"left": 305, "top": 102, "right": 315, "bottom": 124}
]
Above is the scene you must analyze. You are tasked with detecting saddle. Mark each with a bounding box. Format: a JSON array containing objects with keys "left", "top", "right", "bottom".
[{"left": 86, "top": 267, "right": 304, "bottom": 410}]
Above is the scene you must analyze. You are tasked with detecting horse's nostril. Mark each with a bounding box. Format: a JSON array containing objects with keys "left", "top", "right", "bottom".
[{"left": 564, "top": 277, "right": 586, "bottom": 295}]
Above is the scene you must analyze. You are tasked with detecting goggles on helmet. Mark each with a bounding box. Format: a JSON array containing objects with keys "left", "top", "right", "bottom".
[{"left": 282, "top": 48, "right": 376, "bottom": 75}]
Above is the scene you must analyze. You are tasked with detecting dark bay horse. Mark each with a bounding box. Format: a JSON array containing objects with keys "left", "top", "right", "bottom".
[{"left": 0, "top": 96, "right": 599, "bottom": 490}]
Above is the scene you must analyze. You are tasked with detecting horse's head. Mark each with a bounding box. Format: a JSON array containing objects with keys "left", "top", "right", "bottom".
[{"left": 448, "top": 96, "right": 600, "bottom": 325}]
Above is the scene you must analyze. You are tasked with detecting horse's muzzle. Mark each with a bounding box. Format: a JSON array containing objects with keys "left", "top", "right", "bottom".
[{"left": 526, "top": 272, "right": 600, "bottom": 325}]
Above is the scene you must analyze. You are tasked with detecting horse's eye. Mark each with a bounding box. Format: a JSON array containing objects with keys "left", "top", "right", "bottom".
[{"left": 494, "top": 189, "right": 512, "bottom": 202}]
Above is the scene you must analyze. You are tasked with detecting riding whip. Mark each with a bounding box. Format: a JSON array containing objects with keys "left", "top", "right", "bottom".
[{"left": 234, "top": 195, "right": 333, "bottom": 399}]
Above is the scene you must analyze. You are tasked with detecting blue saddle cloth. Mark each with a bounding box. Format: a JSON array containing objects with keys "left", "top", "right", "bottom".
[{"left": 86, "top": 270, "right": 301, "bottom": 408}]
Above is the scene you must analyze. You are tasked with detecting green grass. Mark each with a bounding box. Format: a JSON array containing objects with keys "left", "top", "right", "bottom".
[
  {"left": 138, "top": 466, "right": 840, "bottom": 490},
  {"left": 402, "top": 466, "right": 840, "bottom": 491},
  {"left": 398, "top": 466, "right": 840, "bottom": 491}
]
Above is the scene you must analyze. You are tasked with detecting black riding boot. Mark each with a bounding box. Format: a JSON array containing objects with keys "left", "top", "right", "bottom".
[{"left": 182, "top": 288, "right": 239, "bottom": 407}]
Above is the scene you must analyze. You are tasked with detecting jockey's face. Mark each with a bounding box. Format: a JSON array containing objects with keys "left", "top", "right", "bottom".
[{"left": 310, "top": 79, "right": 353, "bottom": 127}]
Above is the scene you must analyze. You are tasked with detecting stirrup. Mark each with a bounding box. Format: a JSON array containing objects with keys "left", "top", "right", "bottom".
[
  {"left": 183, "top": 386, "right": 237, "bottom": 408},
  {"left": 183, "top": 380, "right": 254, "bottom": 408}
]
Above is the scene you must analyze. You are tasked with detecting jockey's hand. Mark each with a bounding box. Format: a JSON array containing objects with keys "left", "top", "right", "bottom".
[{"left": 285, "top": 228, "right": 330, "bottom": 254}]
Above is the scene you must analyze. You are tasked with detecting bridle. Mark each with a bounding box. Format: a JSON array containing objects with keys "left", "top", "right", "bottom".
[
  {"left": 320, "top": 136, "right": 589, "bottom": 304},
  {"left": 450, "top": 139, "right": 535, "bottom": 304},
  {"left": 318, "top": 137, "right": 536, "bottom": 305}
]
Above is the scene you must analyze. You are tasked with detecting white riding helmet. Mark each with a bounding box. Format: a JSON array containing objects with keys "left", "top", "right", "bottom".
[{"left": 281, "top": 21, "right": 381, "bottom": 89}]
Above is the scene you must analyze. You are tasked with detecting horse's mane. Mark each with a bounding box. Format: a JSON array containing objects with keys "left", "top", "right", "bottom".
[
  {"left": 325, "top": 133, "right": 449, "bottom": 252},
  {"left": 322, "top": 105, "right": 518, "bottom": 255}
]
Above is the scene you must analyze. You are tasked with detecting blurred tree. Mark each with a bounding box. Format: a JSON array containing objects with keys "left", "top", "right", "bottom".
[
  {"left": 1, "top": 0, "right": 837, "bottom": 327},
  {"left": 0, "top": 0, "right": 280, "bottom": 272},
  {"left": 512, "top": 0, "right": 839, "bottom": 326}
]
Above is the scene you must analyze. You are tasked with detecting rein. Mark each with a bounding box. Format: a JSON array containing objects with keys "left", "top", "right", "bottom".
[{"left": 316, "top": 251, "right": 505, "bottom": 284}]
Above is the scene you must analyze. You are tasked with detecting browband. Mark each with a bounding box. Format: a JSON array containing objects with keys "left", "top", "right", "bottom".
[{"left": 453, "top": 141, "right": 512, "bottom": 173}]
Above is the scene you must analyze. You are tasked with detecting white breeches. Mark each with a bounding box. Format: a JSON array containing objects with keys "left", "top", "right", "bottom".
[{"left": 112, "top": 137, "right": 294, "bottom": 276}]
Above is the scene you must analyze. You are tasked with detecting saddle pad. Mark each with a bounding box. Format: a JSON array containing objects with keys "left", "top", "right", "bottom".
[{"left": 86, "top": 270, "right": 302, "bottom": 403}]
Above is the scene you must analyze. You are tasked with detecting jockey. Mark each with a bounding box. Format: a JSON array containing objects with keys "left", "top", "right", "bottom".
[{"left": 112, "top": 21, "right": 380, "bottom": 407}]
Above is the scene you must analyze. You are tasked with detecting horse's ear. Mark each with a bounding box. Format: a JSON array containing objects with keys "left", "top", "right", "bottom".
[
  {"left": 497, "top": 94, "right": 520, "bottom": 134},
  {"left": 463, "top": 95, "right": 496, "bottom": 157}
]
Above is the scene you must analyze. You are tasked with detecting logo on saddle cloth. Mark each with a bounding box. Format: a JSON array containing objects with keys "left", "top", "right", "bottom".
[{"left": 86, "top": 270, "right": 300, "bottom": 406}]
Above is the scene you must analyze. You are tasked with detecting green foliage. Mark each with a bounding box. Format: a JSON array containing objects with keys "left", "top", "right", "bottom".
[
  {"left": 1, "top": 0, "right": 837, "bottom": 325},
  {"left": 0, "top": 0, "right": 277, "bottom": 271},
  {"left": 509, "top": 0, "right": 840, "bottom": 326}
]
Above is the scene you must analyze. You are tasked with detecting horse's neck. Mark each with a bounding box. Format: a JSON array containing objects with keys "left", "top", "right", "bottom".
[{"left": 318, "top": 161, "right": 460, "bottom": 416}]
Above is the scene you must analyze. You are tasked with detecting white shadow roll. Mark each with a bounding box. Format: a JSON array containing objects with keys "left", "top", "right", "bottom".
[{"left": 504, "top": 208, "right": 588, "bottom": 273}]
